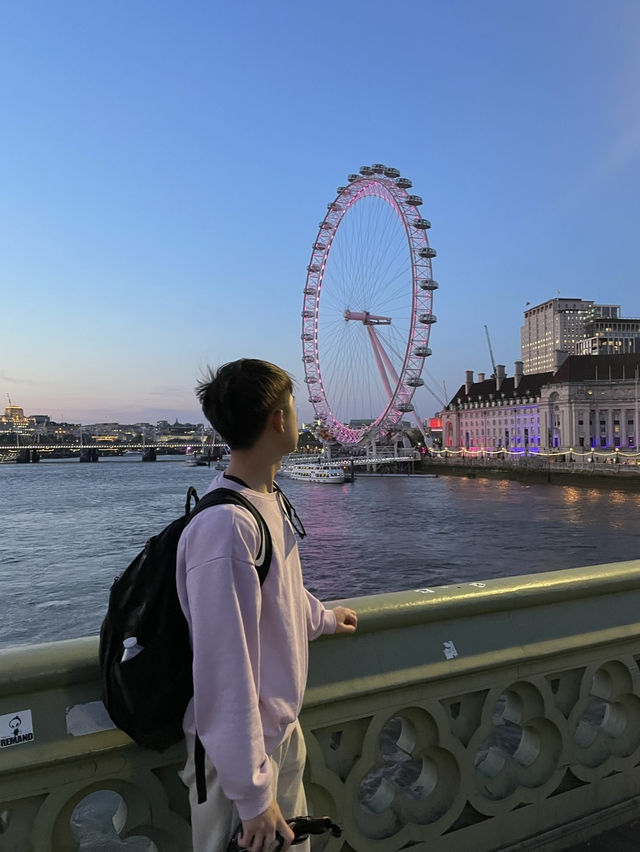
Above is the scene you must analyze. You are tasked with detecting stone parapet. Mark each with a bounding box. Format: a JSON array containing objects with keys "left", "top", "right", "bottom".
[{"left": 3, "top": 561, "right": 640, "bottom": 850}]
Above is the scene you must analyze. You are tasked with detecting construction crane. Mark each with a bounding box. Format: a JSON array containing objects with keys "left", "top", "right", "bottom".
[
  {"left": 422, "top": 370, "right": 446, "bottom": 408},
  {"left": 484, "top": 325, "right": 497, "bottom": 378}
]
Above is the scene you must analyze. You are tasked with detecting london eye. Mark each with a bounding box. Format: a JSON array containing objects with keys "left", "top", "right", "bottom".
[{"left": 301, "top": 164, "right": 438, "bottom": 445}]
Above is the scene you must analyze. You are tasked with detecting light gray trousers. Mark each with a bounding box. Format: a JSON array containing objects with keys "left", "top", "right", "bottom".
[{"left": 180, "top": 720, "right": 310, "bottom": 852}]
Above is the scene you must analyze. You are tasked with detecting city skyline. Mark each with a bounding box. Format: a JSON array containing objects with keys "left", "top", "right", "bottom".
[{"left": 3, "top": 1, "right": 640, "bottom": 424}]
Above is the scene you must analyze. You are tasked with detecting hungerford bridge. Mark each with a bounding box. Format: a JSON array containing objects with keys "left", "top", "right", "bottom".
[{"left": 0, "top": 441, "right": 418, "bottom": 468}]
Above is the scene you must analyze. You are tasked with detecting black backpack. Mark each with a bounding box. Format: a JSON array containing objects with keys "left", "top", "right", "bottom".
[{"left": 99, "top": 485, "right": 272, "bottom": 752}]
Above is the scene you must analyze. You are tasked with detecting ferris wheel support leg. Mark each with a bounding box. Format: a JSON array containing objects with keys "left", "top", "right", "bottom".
[
  {"left": 366, "top": 325, "right": 394, "bottom": 401},
  {"left": 411, "top": 410, "right": 428, "bottom": 443},
  {"left": 371, "top": 330, "right": 427, "bottom": 444},
  {"left": 367, "top": 325, "right": 402, "bottom": 395},
  {"left": 377, "top": 341, "right": 401, "bottom": 390}
]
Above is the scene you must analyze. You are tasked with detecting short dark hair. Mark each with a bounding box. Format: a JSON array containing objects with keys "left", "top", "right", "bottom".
[{"left": 196, "top": 359, "right": 294, "bottom": 450}]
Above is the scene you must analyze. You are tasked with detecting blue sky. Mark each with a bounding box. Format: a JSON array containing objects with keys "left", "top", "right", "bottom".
[{"left": 2, "top": 0, "right": 640, "bottom": 425}]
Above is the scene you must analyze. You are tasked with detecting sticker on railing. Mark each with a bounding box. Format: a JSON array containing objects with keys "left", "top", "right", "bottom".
[
  {"left": 416, "top": 588, "right": 435, "bottom": 594},
  {"left": 66, "top": 701, "right": 117, "bottom": 736},
  {"left": 443, "top": 640, "right": 459, "bottom": 660},
  {"left": 0, "top": 709, "right": 34, "bottom": 748}
]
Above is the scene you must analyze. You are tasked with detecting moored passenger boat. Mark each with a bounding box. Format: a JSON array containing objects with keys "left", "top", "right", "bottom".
[{"left": 280, "top": 463, "right": 346, "bottom": 484}]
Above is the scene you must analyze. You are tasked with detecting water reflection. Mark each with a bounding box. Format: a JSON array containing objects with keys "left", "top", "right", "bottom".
[
  {"left": 2, "top": 462, "right": 640, "bottom": 647},
  {"left": 294, "top": 475, "right": 640, "bottom": 601}
]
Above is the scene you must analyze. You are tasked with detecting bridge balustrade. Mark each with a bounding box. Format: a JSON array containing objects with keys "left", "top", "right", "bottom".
[{"left": 3, "top": 561, "right": 640, "bottom": 850}]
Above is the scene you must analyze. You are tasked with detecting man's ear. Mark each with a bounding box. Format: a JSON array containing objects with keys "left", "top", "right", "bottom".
[{"left": 272, "top": 408, "right": 285, "bottom": 433}]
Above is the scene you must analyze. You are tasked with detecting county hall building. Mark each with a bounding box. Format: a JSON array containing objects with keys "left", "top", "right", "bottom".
[{"left": 441, "top": 354, "right": 640, "bottom": 452}]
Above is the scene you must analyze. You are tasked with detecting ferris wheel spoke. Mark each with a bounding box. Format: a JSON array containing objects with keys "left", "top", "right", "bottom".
[{"left": 368, "top": 218, "right": 403, "bottom": 295}]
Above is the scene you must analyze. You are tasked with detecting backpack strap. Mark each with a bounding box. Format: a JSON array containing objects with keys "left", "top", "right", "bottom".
[
  {"left": 194, "top": 734, "right": 207, "bottom": 805},
  {"left": 188, "top": 487, "right": 272, "bottom": 584}
]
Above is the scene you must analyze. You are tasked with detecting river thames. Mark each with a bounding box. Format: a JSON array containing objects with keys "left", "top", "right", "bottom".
[{"left": 1, "top": 457, "right": 639, "bottom": 649}]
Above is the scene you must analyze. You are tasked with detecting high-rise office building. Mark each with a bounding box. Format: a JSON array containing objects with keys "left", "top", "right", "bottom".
[
  {"left": 520, "top": 298, "right": 624, "bottom": 373},
  {"left": 576, "top": 308, "right": 640, "bottom": 356}
]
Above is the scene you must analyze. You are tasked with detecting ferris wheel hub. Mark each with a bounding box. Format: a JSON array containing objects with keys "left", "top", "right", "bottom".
[{"left": 344, "top": 309, "right": 392, "bottom": 325}]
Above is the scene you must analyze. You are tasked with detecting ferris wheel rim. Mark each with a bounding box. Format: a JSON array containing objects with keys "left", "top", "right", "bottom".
[{"left": 301, "top": 166, "right": 436, "bottom": 445}]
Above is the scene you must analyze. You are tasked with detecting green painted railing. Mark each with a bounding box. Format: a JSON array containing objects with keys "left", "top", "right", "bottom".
[{"left": 3, "top": 562, "right": 640, "bottom": 851}]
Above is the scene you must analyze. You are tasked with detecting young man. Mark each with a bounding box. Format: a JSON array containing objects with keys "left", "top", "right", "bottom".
[{"left": 177, "top": 359, "right": 357, "bottom": 852}]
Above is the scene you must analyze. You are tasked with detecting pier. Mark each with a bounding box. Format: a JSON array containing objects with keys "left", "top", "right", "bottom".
[{"left": 3, "top": 561, "right": 640, "bottom": 850}]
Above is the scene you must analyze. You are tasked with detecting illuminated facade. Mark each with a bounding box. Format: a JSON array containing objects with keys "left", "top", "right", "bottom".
[
  {"left": 520, "top": 299, "right": 640, "bottom": 375},
  {"left": 441, "top": 355, "right": 640, "bottom": 451},
  {"left": 576, "top": 315, "right": 640, "bottom": 356},
  {"left": 540, "top": 354, "right": 640, "bottom": 449},
  {"left": 0, "top": 405, "right": 31, "bottom": 431},
  {"left": 441, "top": 363, "right": 549, "bottom": 451},
  {"left": 520, "top": 298, "right": 598, "bottom": 374}
]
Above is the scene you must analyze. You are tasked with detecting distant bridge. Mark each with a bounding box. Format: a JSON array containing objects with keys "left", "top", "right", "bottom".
[{"left": 0, "top": 442, "right": 228, "bottom": 452}]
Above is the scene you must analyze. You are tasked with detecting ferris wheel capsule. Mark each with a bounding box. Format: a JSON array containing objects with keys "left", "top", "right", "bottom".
[
  {"left": 359, "top": 166, "right": 373, "bottom": 176},
  {"left": 414, "top": 345, "right": 432, "bottom": 357},
  {"left": 419, "top": 247, "right": 437, "bottom": 259},
  {"left": 407, "top": 376, "right": 425, "bottom": 387},
  {"left": 336, "top": 186, "right": 347, "bottom": 193},
  {"left": 371, "top": 163, "right": 385, "bottom": 173},
  {"left": 383, "top": 166, "right": 400, "bottom": 178},
  {"left": 406, "top": 194, "right": 423, "bottom": 206},
  {"left": 419, "top": 313, "right": 438, "bottom": 324},
  {"left": 396, "top": 177, "right": 412, "bottom": 188},
  {"left": 413, "top": 218, "right": 431, "bottom": 229},
  {"left": 419, "top": 279, "right": 438, "bottom": 291},
  {"left": 347, "top": 174, "right": 359, "bottom": 182}
]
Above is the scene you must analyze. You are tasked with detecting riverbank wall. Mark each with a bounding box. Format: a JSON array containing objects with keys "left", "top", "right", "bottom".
[{"left": 416, "top": 456, "right": 640, "bottom": 488}]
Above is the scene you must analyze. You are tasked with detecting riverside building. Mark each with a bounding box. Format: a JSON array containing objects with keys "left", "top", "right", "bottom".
[
  {"left": 441, "top": 354, "right": 640, "bottom": 452},
  {"left": 521, "top": 298, "right": 640, "bottom": 374},
  {"left": 576, "top": 312, "right": 640, "bottom": 356}
]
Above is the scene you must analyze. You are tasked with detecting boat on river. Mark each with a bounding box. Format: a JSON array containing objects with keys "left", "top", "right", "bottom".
[
  {"left": 185, "top": 449, "right": 211, "bottom": 467},
  {"left": 214, "top": 453, "right": 231, "bottom": 470},
  {"left": 280, "top": 463, "right": 346, "bottom": 484}
]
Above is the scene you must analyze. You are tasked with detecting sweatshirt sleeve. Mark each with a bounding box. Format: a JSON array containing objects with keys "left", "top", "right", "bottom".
[
  {"left": 182, "top": 509, "right": 273, "bottom": 820},
  {"left": 305, "top": 588, "right": 337, "bottom": 640}
]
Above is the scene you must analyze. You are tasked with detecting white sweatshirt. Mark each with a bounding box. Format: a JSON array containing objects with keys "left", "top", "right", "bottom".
[{"left": 176, "top": 474, "right": 337, "bottom": 820}]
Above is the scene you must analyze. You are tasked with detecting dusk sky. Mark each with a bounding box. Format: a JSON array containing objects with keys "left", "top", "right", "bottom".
[{"left": 2, "top": 1, "right": 640, "bottom": 426}]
